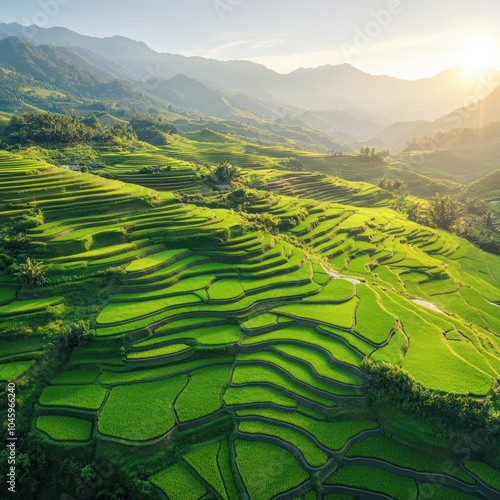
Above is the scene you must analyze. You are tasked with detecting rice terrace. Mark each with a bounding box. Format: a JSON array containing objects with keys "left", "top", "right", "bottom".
[{"left": 1, "top": 2, "right": 500, "bottom": 499}]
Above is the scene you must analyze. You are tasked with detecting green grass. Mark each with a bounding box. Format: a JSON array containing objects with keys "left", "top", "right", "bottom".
[
  {"left": 417, "top": 483, "right": 478, "bottom": 499},
  {"left": 116, "top": 275, "right": 214, "bottom": 301},
  {"left": 96, "top": 294, "right": 201, "bottom": 324},
  {"left": 347, "top": 436, "right": 475, "bottom": 484},
  {"left": 126, "top": 343, "right": 191, "bottom": 360},
  {"left": 239, "top": 261, "right": 313, "bottom": 293},
  {"left": 378, "top": 288, "right": 495, "bottom": 395},
  {"left": 51, "top": 369, "right": 100, "bottom": 385},
  {"left": 242, "top": 313, "right": 279, "bottom": 329},
  {"left": 217, "top": 439, "right": 240, "bottom": 499},
  {"left": 306, "top": 419, "right": 380, "bottom": 451},
  {"left": 125, "top": 248, "right": 188, "bottom": 272},
  {"left": 465, "top": 461, "right": 500, "bottom": 491},
  {"left": 98, "top": 377, "right": 187, "bottom": 440},
  {"left": 235, "top": 440, "right": 309, "bottom": 498},
  {"left": 183, "top": 441, "right": 228, "bottom": 499},
  {"left": 273, "top": 299, "right": 358, "bottom": 330},
  {"left": 326, "top": 465, "right": 418, "bottom": 499},
  {"left": 236, "top": 350, "right": 358, "bottom": 396},
  {"left": 355, "top": 284, "right": 396, "bottom": 344},
  {"left": 371, "top": 330, "right": 407, "bottom": 364},
  {"left": 0, "top": 296, "right": 63, "bottom": 316},
  {"left": 241, "top": 326, "right": 363, "bottom": 367},
  {"left": 159, "top": 325, "right": 242, "bottom": 346},
  {"left": 319, "top": 324, "right": 375, "bottom": 356},
  {"left": 0, "top": 337, "right": 44, "bottom": 361},
  {"left": 302, "top": 279, "right": 355, "bottom": 302},
  {"left": 39, "top": 384, "right": 107, "bottom": 410},
  {"left": 236, "top": 408, "right": 378, "bottom": 451},
  {"left": 238, "top": 419, "right": 328, "bottom": 467},
  {"left": 150, "top": 463, "right": 206, "bottom": 500},
  {"left": 36, "top": 416, "right": 93, "bottom": 442},
  {"left": 224, "top": 385, "right": 298, "bottom": 408},
  {"left": 2, "top": 139, "right": 500, "bottom": 499},
  {"left": 0, "top": 286, "right": 17, "bottom": 304},
  {"left": 208, "top": 279, "right": 245, "bottom": 300},
  {"left": 152, "top": 316, "right": 222, "bottom": 336},
  {"left": 98, "top": 359, "right": 232, "bottom": 385},
  {"left": 0, "top": 360, "right": 35, "bottom": 381},
  {"left": 232, "top": 363, "right": 337, "bottom": 407},
  {"left": 272, "top": 344, "right": 363, "bottom": 386},
  {"left": 50, "top": 242, "right": 142, "bottom": 262},
  {"left": 175, "top": 365, "right": 231, "bottom": 422},
  {"left": 313, "top": 270, "right": 331, "bottom": 286},
  {"left": 96, "top": 283, "right": 324, "bottom": 336}
]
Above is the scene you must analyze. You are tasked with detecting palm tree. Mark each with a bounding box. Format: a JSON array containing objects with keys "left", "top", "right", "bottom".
[
  {"left": 15, "top": 257, "right": 46, "bottom": 288},
  {"left": 428, "top": 193, "right": 461, "bottom": 230},
  {"left": 478, "top": 210, "right": 499, "bottom": 232},
  {"left": 212, "top": 161, "right": 240, "bottom": 185}
]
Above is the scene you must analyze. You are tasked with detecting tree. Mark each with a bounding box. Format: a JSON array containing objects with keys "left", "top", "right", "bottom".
[
  {"left": 4, "top": 112, "right": 137, "bottom": 147},
  {"left": 0, "top": 253, "right": 13, "bottom": 272},
  {"left": 459, "top": 196, "right": 488, "bottom": 216},
  {"left": 227, "top": 188, "right": 259, "bottom": 210},
  {"left": 427, "top": 193, "right": 461, "bottom": 230},
  {"left": 47, "top": 320, "right": 96, "bottom": 350},
  {"left": 211, "top": 161, "right": 240, "bottom": 185},
  {"left": 280, "top": 157, "right": 304, "bottom": 171},
  {"left": 377, "top": 178, "right": 408, "bottom": 194},
  {"left": 477, "top": 210, "right": 499, "bottom": 232},
  {"left": 360, "top": 147, "right": 386, "bottom": 161},
  {"left": 130, "top": 115, "right": 177, "bottom": 145},
  {"left": 15, "top": 257, "right": 46, "bottom": 288}
]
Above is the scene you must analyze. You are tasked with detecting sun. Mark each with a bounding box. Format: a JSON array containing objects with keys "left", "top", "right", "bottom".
[{"left": 459, "top": 34, "right": 497, "bottom": 74}]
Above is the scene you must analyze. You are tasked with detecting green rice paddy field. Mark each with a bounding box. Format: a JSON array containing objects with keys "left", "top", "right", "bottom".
[{"left": 0, "top": 141, "right": 499, "bottom": 499}]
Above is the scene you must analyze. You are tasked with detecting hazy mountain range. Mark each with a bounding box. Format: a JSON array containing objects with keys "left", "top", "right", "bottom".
[{"left": 1, "top": 22, "right": 499, "bottom": 150}]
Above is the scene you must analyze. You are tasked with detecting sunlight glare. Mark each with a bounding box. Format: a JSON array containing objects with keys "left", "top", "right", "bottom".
[{"left": 459, "top": 34, "right": 496, "bottom": 74}]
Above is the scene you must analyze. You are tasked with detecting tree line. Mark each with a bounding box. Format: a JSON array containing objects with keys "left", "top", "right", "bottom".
[
  {"left": 364, "top": 359, "right": 500, "bottom": 465},
  {"left": 377, "top": 177, "right": 499, "bottom": 254},
  {"left": 1, "top": 112, "right": 177, "bottom": 148},
  {"left": 360, "top": 147, "right": 390, "bottom": 161}
]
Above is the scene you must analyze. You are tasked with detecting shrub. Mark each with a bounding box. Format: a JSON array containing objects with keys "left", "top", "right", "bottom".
[{"left": 363, "top": 359, "right": 500, "bottom": 461}]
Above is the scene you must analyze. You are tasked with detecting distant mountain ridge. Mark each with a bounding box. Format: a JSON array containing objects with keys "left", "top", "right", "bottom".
[
  {"left": 1, "top": 22, "right": 499, "bottom": 123},
  {"left": 0, "top": 36, "right": 172, "bottom": 115},
  {"left": 377, "top": 85, "right": 500, "bottom": 149},
  {"left": 1, "top": 22, "right": 500, "bottom": 154},
  {"left": 291, "top": 109, "right": 386, "bottom": 143}
]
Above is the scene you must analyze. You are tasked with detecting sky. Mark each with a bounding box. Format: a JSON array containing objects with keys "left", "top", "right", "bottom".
[{"left": 2, "top": 0, "right": 500, "bottom": 79}]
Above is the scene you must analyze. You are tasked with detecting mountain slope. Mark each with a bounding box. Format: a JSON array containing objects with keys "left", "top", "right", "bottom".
[
  {"left": 0, "top": 36, "right": 171, "bottom": 114},
  {"left": 377, "top": 80, "right": 500, "bottom": 149},
  {"left": 413, "top": 84, "right": 500, "bottom": 141},
  {"left": 0, "top": 35, "right": 351, "bottom": 152},
  {"left": 2, "top": 23, "right": 499, "bottom": 122},
  {"left": 290, "top": 64, "right": 500, "bottom": 120},
  {"left": 144, "top": 74, "right": 236, "bottom": 118},
  {"left": 291, "top": 109, "right": 386, "bottom": 143}
]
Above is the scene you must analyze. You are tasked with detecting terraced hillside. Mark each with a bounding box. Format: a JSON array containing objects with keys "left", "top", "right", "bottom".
[
  {"left": 1, "top": 148, "right": 499, "bottom": 499},
  {"left": 157, "top": 131, "right": 457, "bottom": 198},
  {"left": 97, "top": 151, "right": 203, "bottom": 194}
]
